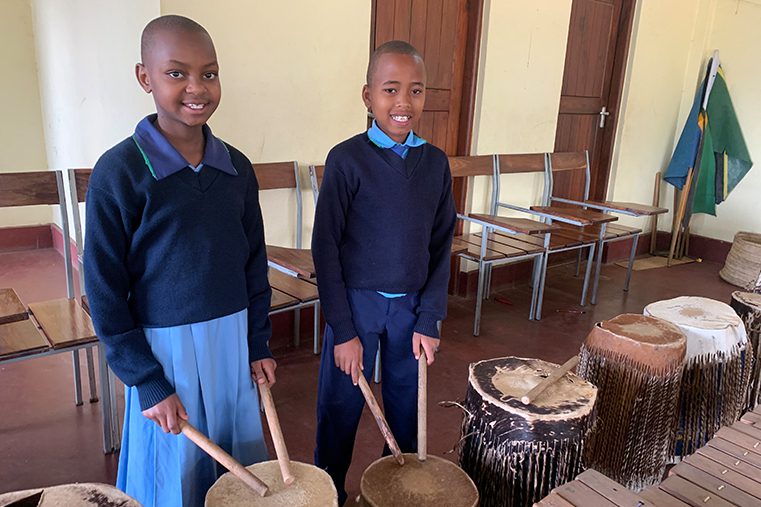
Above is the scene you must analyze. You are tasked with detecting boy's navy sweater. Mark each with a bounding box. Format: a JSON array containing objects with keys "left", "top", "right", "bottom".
[
  {"left": 84, "top": 137, "right": 272, "bottom": 410},
  {"left": 312, "top": 133, "right": 456, "bottom": 344}
]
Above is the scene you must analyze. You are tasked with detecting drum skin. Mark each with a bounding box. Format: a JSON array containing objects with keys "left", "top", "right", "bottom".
[
  {"left": 205, "top": 460, "right": 337, "bottom": 507},
  {"left": 359, "top": 454, "right": 478, "bottom": 507},
  {"left": 458, "top": 357, "right": 597, "bottom": 507},
  {"left": 0, "top": 483, "right": 140, "bottom": 507}
]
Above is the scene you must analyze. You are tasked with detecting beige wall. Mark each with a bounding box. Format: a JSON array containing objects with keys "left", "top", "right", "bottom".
[
  {"left": 1, "top": 0, "right": 50, "bottom": 226},
  {"left": 687, "top": 0, "right": 761, "bottom": 241},
  {"left": 161, "top": 0, "right": 371, "bottom": 247},
  {"left": 470, "top": 0, "right": 572, "bottom": 218}
]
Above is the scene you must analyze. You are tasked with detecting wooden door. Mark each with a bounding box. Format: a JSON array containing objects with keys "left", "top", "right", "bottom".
[
  {"left": 372, "top": 0, "right": 483, "bottom": 213},
  {"left": 553, "top": 0, "right": 635, "bottom": 201}
]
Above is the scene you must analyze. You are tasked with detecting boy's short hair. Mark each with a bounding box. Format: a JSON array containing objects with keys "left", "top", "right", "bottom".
[
  {"left": 140, "top": 15, "right": 211, "bottom": 62},
  {"left": 366, "top": 40, "right": 424, "bottom": 85}
]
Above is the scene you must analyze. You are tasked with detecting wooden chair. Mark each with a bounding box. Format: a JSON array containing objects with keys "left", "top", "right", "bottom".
[
  {"left": 254, "top": 161, "right": 314, "bottom": 279},
  {"left": 547, "top": 151, "right": 668, "bottom": 301},
  {"left": 0, "top": 171, "right": 103, "bottom": 437},
  {"left": 252, "top": 161, "right": 320, "bottom": 352},
  {"left": 448, "top": 155, "right": 554, "bottom": 335},
  {"left": 489, "top": 154, "right": 609, "bottom": 319}
]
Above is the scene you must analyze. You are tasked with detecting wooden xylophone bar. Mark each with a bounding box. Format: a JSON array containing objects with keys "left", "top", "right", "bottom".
[{"left": 535, "top": 405, "right": 761, "bottom": 506}]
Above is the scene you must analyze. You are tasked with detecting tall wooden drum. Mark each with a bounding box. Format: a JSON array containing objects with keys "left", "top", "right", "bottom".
[
  {"left": 359, "top": 454, "right": 479, "bottom": 507},
  {"left": 205, "top": 461, "right": 338, "bottom": 507},
  {"left": 644, "top": 296, "right": 752, "bottom": 457},
  {"left": 459, "top": 357, "right": 598, "bottom": 507},
  {"left": 0, "top": 483, "right": 140, "bottom": 506},
  {"left": 577, "top": 314, "right": 686, "bottom": 489},
  {"left": 730, "top": 291, "right": 761, "bottom": 410}
]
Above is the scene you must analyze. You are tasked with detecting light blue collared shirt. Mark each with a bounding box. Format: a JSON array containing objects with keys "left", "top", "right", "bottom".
[
  {"left": 366, "top": 120, "right": 426, "bottom": 298},
  {"left": 366, "top": 119, "right": 426, "bottom": 160}
]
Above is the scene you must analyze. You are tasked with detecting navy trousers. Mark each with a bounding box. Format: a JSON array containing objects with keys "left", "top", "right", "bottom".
[{"left": 315, "top": 289, "right": 420, "bottom": 505}]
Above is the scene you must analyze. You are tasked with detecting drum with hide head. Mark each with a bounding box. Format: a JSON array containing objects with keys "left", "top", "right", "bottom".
[
  {"left": 458, "top": 356, "right": 598, "bottom": 507},
  {"left": 205, "top": 460, "right": 337, "bottom": 507},
  {"left": 578, "top": 313, "right": 686, "bottom": 490},
  {"left": 644, "top": 296, "right": 752, "bottom": 458},
  {"left": 0, "top": 483, "right": 140, "bottom": 507},
  {"left": 730, "top": 291, "right": 761, "bottom": 410}
]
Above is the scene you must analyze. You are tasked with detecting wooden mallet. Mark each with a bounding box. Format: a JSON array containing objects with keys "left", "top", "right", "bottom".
[
  {"left": 417, "top": 350, "right": 427, "bottom": 462},
  {"left": 257, "top": 382, "right": 296, "bottom": 485},
  {"left": 179, "top": 420, "right": 269, "bottom": 497},
  {"left": 520, "top": 356, "right": 580, "bottom": 405},
  {"left": 357, "top": 374, "right": 405, "bottom": 465}
]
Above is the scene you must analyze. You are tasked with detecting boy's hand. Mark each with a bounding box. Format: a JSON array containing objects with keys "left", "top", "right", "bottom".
[
  {"left": 334, "top": 337, "right": 364, "bottom": 385},
  {"left": 413, "top": 332, "right": 440, "bottom": 366},
  {"left": 251, "top": 358, "right": 277, "bottom": 387},
  {"left": 142, "top": 393, "right": 188, "bottom": 434}
]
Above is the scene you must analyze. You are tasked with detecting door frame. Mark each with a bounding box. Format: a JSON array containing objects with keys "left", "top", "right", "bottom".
[{"left": 591, "top": 0, "right": 637, "bottom": 200}]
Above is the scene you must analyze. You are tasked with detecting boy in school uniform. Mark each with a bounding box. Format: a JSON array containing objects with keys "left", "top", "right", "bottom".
[
  {"left": 84, "top": 15, "right": 275, "bottom": 507},
  {"left": 312, "top": 40, "right": 457, "bottom": 504}
]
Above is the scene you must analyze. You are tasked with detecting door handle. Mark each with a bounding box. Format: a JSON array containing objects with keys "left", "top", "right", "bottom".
[{"left": 599, "top": 106, "right": 610, "bottom": 128}]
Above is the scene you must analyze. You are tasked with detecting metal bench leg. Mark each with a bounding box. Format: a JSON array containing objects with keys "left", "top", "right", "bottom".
[
  {"left": 293, "top": 309, "right": 301, "bottom": 348},
  {"left": 590, "top": 224, "right": 608, "bottom": 305},
  {"left": 580, "top": 243, "right": 595, "bottom": 306},
  {"left": 575, "top": 249, "right": 582, "bottom": 277},
  {"left": 313, "top": 302, "right": 321, "bottom": 355},
  {"left": 374, "top": 349, "right": 381, "bottom": 384},
  {"left": 624, "top": 234, "right": 639, "bottom": 292},
  {"left": 72, "top": 350, "right": 83, "bottom": 406},
  {"left": 484, "top": 264, "right": 493, "bottom": 300},
  {"left": 97, "top": 345, "right": 114, "bottom": 453},
  {"left": 535, "top": 252, "right": 549, "bottom": 321},
  {"left": 474, "top": 260, "right": 487, "bottom": 336},
  {"left": 86, "top": 346, "right": 98, "bottom": 403}
]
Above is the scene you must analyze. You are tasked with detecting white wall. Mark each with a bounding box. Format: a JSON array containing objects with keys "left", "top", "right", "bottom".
[{"left": 1, "top": 0, "right": 50, "bottom": 226}]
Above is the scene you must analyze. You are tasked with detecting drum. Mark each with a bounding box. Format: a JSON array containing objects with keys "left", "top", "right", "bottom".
[
  {"left": 577, "top": 314, "right": 686, "bottom": 490},
  {"left": 458, "top": 357, "right": 598, "bottom": 507},
  {"left": 0, "top": 483, "right": 140, "bottom": 506},
  {"left": 358, "top": 454, "right": 478, "bottom": 507},
  {"left": 205, "top": 460, "right": 337, "bottom": 507},
  {"left": 644, "top": 296, "right": 753, "bottom": 457},
  {"left": 730, "top": 291, "right": 761, "bottom": 410}
]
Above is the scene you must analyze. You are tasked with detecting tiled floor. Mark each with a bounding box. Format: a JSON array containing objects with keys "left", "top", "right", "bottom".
[{"left": 0, "top": 247, "right": 737, "bottom": 501}]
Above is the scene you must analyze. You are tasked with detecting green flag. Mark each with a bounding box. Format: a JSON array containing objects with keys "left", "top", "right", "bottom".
[{"left": 692, "top": 66, "right": 752, "bottom": 215}]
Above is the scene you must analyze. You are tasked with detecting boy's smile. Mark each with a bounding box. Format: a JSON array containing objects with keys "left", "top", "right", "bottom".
[
  {"left": 136, "top": 29, "right": 221, "bottom": 141},
  {"left": 363, "top": 53, "right": 426, "bottom": 144}
]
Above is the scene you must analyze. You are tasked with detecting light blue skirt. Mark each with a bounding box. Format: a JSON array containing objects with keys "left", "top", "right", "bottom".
[{"left": 116, "top": 309, "right": 268, "bottom": 507}]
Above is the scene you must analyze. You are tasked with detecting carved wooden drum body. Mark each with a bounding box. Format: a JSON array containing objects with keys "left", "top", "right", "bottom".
[
  {"left": 358, "top": 454, "right": 478, "bottom": 507},
  {"left": 205, "top": 460, "right": 337, "bottom": 507},
  {"left": 578, "top": 313, "right": 686, "bottom": 489},
  {"left": 644, "top": 296, "right": 752, "bottom": 457},
  {"left": 730, "top": 291, "right": 761, "bottom": 410},
  {"left": 458, "top": 357, "right": 598, "bottom": 507}
]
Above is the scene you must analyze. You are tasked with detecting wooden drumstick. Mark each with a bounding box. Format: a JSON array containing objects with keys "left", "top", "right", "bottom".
[
  {"left": 357, "top": 374, "right": 405, "bottom": 466},
  {"left": 179, "top": 420, "right": 269, "bottom": 497},
  {"left": 521, "top": 356, "right": 580, "bottom": 405},
  {"left": 417, "top": 351, "right": 427, "bottom": 462},
  {"left": 258, "top": 382, "right": 296, "bottom": 485}
]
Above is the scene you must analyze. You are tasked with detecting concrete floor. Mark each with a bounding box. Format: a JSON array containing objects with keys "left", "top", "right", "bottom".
[{"left": 0, "top": 247, "right": 737, "bottom": 501}]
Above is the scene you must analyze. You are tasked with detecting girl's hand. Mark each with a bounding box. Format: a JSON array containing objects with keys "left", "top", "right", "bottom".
[
  {"left": 251, "top": 358, "right": 277, "bottom": 387},
  {"left": 142, "top": 393, "right": 188, "bottom": 434},
  {"left": 334, "top": 337, "right": 364, "bottom": 385},
  {"left": 413, "top": 332, "right": 439, "bottom": 366}
]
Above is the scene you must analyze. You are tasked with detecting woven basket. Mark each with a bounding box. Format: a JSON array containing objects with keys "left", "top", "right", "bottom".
[{"left": 720, "top": 232, "right": 761, "bottom": 291}]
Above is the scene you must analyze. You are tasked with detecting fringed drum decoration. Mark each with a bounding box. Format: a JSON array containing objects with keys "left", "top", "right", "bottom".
[
  {"left": 0, "top": 484, "right": 141, "bottom": 506},
  {"left": 644, "top": 296, "right": 753, "bottom": 458},
  {"left": 458, "top": 357, "right": 598, "bottom": 507},
  {"left": 577, "top": 314, "right": 686, "bottom": 490},
  {"left": 730, "top": 291, "right": 761, "bottom": 410}
]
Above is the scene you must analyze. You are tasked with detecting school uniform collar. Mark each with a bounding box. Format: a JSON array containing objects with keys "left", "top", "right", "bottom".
[
  {"left": 366, "top": 119, "right": 426, "bottom": 150},
  {"left": 132, "top": 114, "right": 237, "bottom": 180}
]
